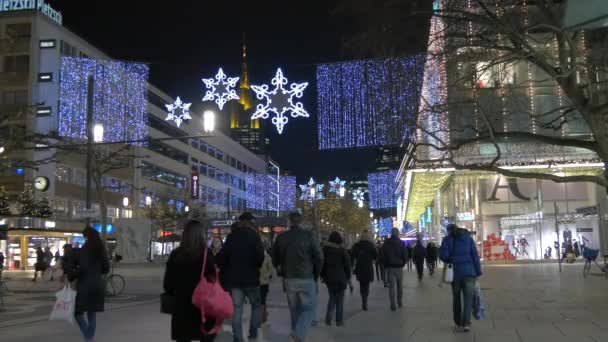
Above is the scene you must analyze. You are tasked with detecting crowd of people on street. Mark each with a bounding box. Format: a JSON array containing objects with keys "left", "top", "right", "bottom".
[{"left": 159, "top": 212, "right": 482, "bottom": 342}]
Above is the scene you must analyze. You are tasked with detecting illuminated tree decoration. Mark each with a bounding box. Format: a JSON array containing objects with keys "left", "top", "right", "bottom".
[
  {"left": 299, "top": 177, "right": 324, "bottom": 202},
  {"left": 202, "top": 68, "right": 240, "bottom": 110},
  {"left": 368, "top": 170, "right": 399, "bottom": 209},
  {"left": 329, "top": 177, "right": 346, "bottom": 196},
  {"left": 251, "top": 68, "right": 309, "bottom": 134},
  {"left": 316, "top": 56, "right": 425, "bottom": 149},
  {"left": 58, "top": 57, "right": 149, "bottom": 145},
  {"left": 164, "top": 97, "right": 192, "bottom": 128}
]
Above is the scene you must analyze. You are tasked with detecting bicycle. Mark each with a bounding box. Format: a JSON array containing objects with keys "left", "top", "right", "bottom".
[
  {"left": 582, "top": 247, "right": 608, "bottom": 278},
  {"left": 105, "top": 261, "right": 125, "bottom": 296}
]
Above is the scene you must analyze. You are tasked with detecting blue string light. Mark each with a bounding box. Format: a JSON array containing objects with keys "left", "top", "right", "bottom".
[
  {"left": 378, "top": 217, "right": 393, "bottom": 237},
  {"left": 368, "top": 170, "right": 399, "bottom": 209},
  {"left": 316, "top": 56, "right": 425, "bottom": 149},
  {"left": 58, "top": 57, "right": 149, "bottom": 145},
  {"left": 246, "top": 173, "right": 297, "bottom": 211}
]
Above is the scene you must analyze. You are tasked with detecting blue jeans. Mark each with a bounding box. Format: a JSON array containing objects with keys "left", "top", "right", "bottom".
[
  {"left": 386, "top": 267, "right": 403, "bottom": 308},
  {"left": 75, "top": 312, "right": 96, "bottom": 340},
  {"left": 452, "top": 277, "right": 476, "bottom": 326},
  {"left": 231, "top": 287, "right": 262, "bottom": 342},
  {"left": 285, "top": 278, "right": 317, "bottom": 341}
]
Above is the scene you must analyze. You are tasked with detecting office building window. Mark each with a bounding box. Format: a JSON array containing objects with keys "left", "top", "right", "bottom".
[
  {"left": 148, "top": 138, "right": 188, "bottom": 164},
  {"left": 191, "top": 138, "right": 199, "bottom": 149},
  {"left": 147, "top": 90, "right": 168, "bottom": 110},
  {"left": 2, "top": 89, "right": 28, "bottom": 105},
  {"left": 6, "top": 23, "right": 31, "bottom": 38},
  {"left": 60, "top": 40, "right": 76, "bottom": 56},
  {"left": 141, "top": 161, "right": 187, "bottom": 189},
  {"left": 3, "top": 55, "right": 29, "bottom": 73},
  {"left": 191, "top": 158, "right": 198, "bottom": 172}
]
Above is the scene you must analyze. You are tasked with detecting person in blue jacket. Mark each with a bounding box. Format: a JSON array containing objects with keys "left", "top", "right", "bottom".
[{"left": 440, "top": 223, "right": 482, "bottom": 333}]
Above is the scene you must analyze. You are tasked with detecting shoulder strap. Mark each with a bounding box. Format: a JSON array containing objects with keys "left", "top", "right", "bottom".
[{"left": 201, "top": 248, "right": 208, "bottom": 279}]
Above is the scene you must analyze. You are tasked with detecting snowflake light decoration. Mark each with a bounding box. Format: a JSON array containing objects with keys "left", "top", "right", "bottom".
[
  {"left": 299, "top": 177, "right": 324, "bottom": 202},
  {"left": 251, "top": 68, "right": 309, "bottom": 134},
  {"left": 329, "top": 177, "right": 346, "bottom": 196},
  {"left": 353, "top": 188, "right": 365, "bottom": 206},
  {"left": 165, "top": 96, "right": 192, "bottom": 127},
  {"left": 202, "top": 68, "right": 239, "bottom": 110}
]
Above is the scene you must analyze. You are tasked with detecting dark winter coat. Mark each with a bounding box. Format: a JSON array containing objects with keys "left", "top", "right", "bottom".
[
  {"left": 164, "top": 247, "right": 217, "bottom": 341},
  {"left": 426, "top": 244, "right": 438, "bottom": 262},
  {"left": 413, "top": 243, "right": 427, "bottom": 262},
  {"left": 35, "top": 249, "right": 46, "bottom": 271},
  {"left": 382, "top": 236, "right": 408, "bottom": 268},
  {"left": 70, "top": 246, "right": 110, "bottom": 314},
  {"left": 320, "top": 243, "right": 351, "bottom": 291},
  {"left": 351, "top": 240, "right": 377, "bottom": 283},
  {"left": 439, "top": 228, "right": 482, "bottom": 280},
  {"left": 272, "top": 225, "right": 324, "bottom": 280},
  {"left": 215, "top": 223, "right": 265, "bottom": 289}
]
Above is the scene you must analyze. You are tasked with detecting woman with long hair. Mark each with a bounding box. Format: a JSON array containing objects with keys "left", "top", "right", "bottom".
[
  {"left": 164, "top": 220, "right": 217, "bottom": 342},
  {"left": 320, "top": 231, "right": 351, "bottom": 327},
  {"left": 70, "top": 226, "right": 110, "bottom": 342},
  {"left": 351, "top": 230, "right": 377, "bottom": 311}
]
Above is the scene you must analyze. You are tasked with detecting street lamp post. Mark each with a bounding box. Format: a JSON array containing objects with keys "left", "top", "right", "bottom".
[{"left": 85, "top": 75, "right": 95, "bottom": 226}]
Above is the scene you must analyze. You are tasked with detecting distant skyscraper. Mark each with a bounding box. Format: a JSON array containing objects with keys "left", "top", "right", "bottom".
[{"left": 230, "top": 42, "right": 267, "bottom": 154}]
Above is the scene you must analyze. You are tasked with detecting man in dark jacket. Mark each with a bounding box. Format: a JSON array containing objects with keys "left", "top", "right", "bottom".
[
  {"left": 382, "top": 228, "right": 407, "bottom": 311},
  {"left": 272, "top": 212, "right": 323, "bottom": 342},
  {"left": 216, "top": 212, "right": 265, "bottom": 341},
  {"left": 413, "top": 240, "right": 427, "bottom": 281}
]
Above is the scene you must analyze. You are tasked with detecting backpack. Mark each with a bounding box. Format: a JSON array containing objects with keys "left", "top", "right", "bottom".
[{"left": 192, "top": 249, "right": 234, "bottom": 334}]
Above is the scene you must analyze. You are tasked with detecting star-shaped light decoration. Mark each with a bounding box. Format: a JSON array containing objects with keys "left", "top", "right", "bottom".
[
  {"left": 251, "top": 68, "right": 309, "bottom": 134},
  {"left": 165, "top": 96, "right": 192, "bottom": 127},
  {"left": 353, "top": 188, "right": 365, "bottom": 207},
  {"left": 299, "top": 177, "right": 324, "bottom": 202},
  {"left": 202, "top": 68, "right": 239, "bottom": 110},
  {"left": 329, "top": 177, "right": 346, "bottom": 197}
]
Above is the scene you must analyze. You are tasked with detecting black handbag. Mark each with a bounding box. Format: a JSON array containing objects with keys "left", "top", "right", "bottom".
[{"left": 160, "top": 292, "right": 175, "bottom": 314}]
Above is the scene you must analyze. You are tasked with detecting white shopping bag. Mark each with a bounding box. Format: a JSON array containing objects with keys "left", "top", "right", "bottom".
[
  {"left": 49, "top": 284, "right": 76, "bottom": 324},
  {"left": 443, "top": 263, "right": 454, "bottom": 283}
]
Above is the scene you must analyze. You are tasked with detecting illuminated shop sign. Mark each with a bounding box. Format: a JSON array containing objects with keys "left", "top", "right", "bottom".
[{"left": 0, "top": 0, "right": 63, "bottom": 25}]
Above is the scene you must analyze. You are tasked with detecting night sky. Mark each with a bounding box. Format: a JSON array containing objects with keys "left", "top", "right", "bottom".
[{"left": 51, "top": 0, "right": 430, "bottom": 183}]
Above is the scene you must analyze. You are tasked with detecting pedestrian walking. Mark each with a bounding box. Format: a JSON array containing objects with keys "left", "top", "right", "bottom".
[
  {"left": 413, "top": 239, "right": 427, "bottom": 281},
  {"left": 406, "top": 243, "right": 413, "bottom": 271},
  {"left": 32, "top": 246, "right": 46, "bottom": 281},
  {"left": 0, "top": 251, "right": 4, "bottom": 280},
  {"left": 164, "top": 220, "right": 218, "bottom": 342},
  {"left": 374, "top": 240, "right": 385, "bottom": 285},
  {"left": 320, "top": 231, "right": 351, "bottom": 327},
  {"left": 216, "top": 212, "right": 265, "bottom": 342},
  {"left": 66, "top": 226, "right": 110, "bottom": 342},
  {"left": 210, "top": 237, "right": 223, "bottom": 256},
  {"left": 351, "top": 230, "right": 377, "bottom": 311},
  {"left": 426, "top": 242, "right": 438, "bottom": 275},
  {"left": 382, "top": 228, "right": 407, "bottom": 311},
  {"left": 60, "top": 244, "right": 74, "bottom": 283},
  {"left": 439, "top": 224, "right": 482, "bottom": 333},
  {"left": 272, "top": 212, "right": 323, "bottom": 342},
  {"left": 259, "top": 243, "right": 274, "bottom": 324}
]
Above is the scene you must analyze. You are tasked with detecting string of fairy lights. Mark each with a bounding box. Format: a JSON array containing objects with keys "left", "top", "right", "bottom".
[
  {"left": 316, "top": 56, "right": 425, "bottom": 149},
  {"left": 245, "top": 174, "right": 296, "bottom": 211},
  {"left": 58, "top": 57, "right": 149, "bottom": 145}
]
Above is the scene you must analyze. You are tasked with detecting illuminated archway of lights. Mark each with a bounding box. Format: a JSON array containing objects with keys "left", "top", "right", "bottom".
[
  {"left": 202, "top": 68, "right": 239, "bottom": 110},
  {"left": 165, "top": 96, "right": 192, "bottom": 127},
  {"left": 299, "top": 177, "right": 324, "bottom": 202},
  {"left": 251, "top": 68, "right": 309, "bottom": 134}
]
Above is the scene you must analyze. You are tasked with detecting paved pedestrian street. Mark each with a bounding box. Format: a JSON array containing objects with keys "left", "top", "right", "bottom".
[{"left": 1, "top": 263, "right": 608, "bottom": 341}]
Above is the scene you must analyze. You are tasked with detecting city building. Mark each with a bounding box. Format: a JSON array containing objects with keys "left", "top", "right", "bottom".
[
  {"left": 397, "top": 1, "right": 608, "bottom": 260},
  {"left": 228, "top": 43, "right": 268, "bottom": 154},
  {"left": 0, "top": 6, "right": 286, "bottom": 269}
]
